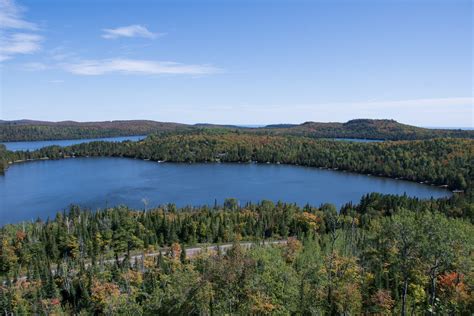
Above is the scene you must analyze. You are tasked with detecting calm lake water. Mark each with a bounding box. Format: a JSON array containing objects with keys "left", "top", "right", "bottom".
[
  {"left": 0, "top": 157, "right": 451, "bottom": 225},
  {"left": 2, "top": 135, "right": 146, "bottom": 151}
]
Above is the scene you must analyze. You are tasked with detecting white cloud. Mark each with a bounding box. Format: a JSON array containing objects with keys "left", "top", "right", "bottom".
[
  {"left": 102, "top": 25, "right": 160, "bottom": 39},
  {"left": 0, "top": 0, "right": 42, "bottom": 61},
  {"left": 0, "top": 33, "right": 43, "bottom": 61},
  {"left": 1, "top": 33, "right": 41, "bottom": 53},
  {"left": 0, "top": 0, "right": 37, "bottom": 30},
  {"left": 61, "top": 58, "right": 220, "bottom": 76}
]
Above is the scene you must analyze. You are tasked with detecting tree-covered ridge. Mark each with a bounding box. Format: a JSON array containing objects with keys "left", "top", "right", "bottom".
[
  {"left": 0, "top": 120, "right": 190, "bottom": 142},
  {"left": 2, "top": 132, "right": 472, "bottom": 190},
  {"left": 1, "top": 195, "right": 473, "bottom": 314},
  {"left": 1, "top": 118, "right": 473, "bottom": 141},
  {"left": 260, "top": 119, "right": 474, "bottom": 140}
]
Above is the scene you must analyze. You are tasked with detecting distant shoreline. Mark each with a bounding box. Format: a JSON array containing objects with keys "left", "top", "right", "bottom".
[{"left": 1, "top": 118, "right": 473, "bottom": 142}]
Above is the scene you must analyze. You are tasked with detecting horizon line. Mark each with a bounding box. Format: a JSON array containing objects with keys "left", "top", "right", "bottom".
[{"left": 1, "top": 118, "right": 473, "bottom": 130}]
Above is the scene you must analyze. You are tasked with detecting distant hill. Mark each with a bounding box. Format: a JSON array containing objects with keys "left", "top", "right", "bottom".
[
  {"left": 258, "top": 119, "right": 473, "bottom": 140},
  {"left": 0, "top": 119, "right": 472, "bottom": 142}
]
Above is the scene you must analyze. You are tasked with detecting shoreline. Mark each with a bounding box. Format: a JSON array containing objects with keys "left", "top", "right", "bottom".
[{"left": 3, "top": 154, "right": 458, "bottom": 194}]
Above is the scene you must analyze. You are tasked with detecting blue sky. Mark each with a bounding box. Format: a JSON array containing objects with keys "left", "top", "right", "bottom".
[{"left": 0, "top": 0, "right": 472, "bottom": 127}]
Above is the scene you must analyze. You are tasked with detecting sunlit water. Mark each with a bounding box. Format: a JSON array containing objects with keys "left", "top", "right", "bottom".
[
  {"left": 2, "top": 135, "right": 146, "bottom": 151},
  {"left": 0, "top": 157, "right": 451, "bottom": 224}
]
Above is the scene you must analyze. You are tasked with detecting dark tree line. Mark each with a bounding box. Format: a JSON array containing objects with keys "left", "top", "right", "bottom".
[
  {"left": 0, "top": 120, "right": 188, "bottom": 142},
  {"left": 2, "top": 131, "right": 472, "bottom": 190}
]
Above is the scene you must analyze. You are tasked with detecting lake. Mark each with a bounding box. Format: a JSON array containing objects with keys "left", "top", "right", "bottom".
[
  {"left": 0, "top": 157, "right": 451, "bottom": 225},
  {"left": 2, "top": 135, "right": 146, "bottom": 151}
]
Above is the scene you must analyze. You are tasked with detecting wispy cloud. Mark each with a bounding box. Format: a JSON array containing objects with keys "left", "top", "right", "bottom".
[
  {"left": 0, "top": 33, "right": 43, "bottom": 61},
  {"left": 102, "top": 25, "right": 160, "bottom": 39},
  {"left": 0, "top": 0, "right": 42, "bottom": 61},
  {"left": 0, "top": 0, "right": 36, "bottom": 30},
  {"left": 1, "top": 33, "right": 41, "bottom": 54},
  {"left": 61, "top": 58, "right": 220, "bottom": 75}
]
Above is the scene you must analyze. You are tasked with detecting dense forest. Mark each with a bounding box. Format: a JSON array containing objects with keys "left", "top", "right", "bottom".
[
  {"left": 1, "top": 194, "right": 473, "bottom": 314},
  {"left": 1, "top": 130, "right": 473, "bottom": 314},
  {"left": 0, "top": 120, "right": 189, "bottom": 142},
  {"left": 2, "top": 131, "right": 472, "bottom": 190},
  {"left": 258, "top": 119, "right": 474, "bottom": 141},
  {"left": 0, "top": 145, "right": 8, "bottom": 175},
  {"left": 1, "top": 119, "right": 473, "bottom": 142}
]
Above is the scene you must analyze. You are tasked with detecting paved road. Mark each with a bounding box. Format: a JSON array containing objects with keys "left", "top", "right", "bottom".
[
  {"left": 4, "top": 240, "right": 288, "bottom": 284},
  {"left": 121, "top": 239, "right": 288, "bottom": 265}
]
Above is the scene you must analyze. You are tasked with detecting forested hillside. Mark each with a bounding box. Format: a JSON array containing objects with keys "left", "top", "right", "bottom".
[
  {"left": 1, "top": 130, "right": 473, "bottom": 314},
  {"left": 0, "top": 120, "right": 189, "bottom": 141},
  {"left": 2, "top": 132, "right": 472, "bottom": 190},
  {"left": 1, "top": 194, "right": 472, "bottom": 314},
  {"left": 1, "top": 119, "right": 472, "bottom": 141},
  {"left": 260, "top": 119, "right": 474, "bottom": 140}
]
